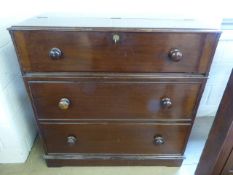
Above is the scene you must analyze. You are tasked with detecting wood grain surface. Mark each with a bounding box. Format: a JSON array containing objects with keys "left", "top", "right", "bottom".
[{"left": 12, "top": 31, "right": 219, "bottom": 73}]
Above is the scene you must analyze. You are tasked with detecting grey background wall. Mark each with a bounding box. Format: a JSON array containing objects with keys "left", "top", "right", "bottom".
[
  {"left": 0, "top": 22, "right": 37, "bottom": 163},
  {"left": 197, "top": 30, "right": 233, "bottom": 117}
]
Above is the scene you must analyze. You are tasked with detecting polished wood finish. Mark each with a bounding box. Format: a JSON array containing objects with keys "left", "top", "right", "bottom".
[
  {"left": 195, "top": 70, "right": 233, "bottom": 175},
  {"left": 24, "top": 72, "right": 206, "bottom": 82},
  {"left": 11, "top": 31, "right": 219, "bottom": 73},
  {"left": 8, "top": 17, "right": 220, "bottom": 167},
  {"left": 40, "top": 122, "right": 190, "bottom": 154},
  {"left": 168, "top": 48, "right": 183, "bottom": 62},
  {"left": 45, "top": 155, "right": 183, "bottom": 166},
  {"left": 160, "top": 97, "right": 173, "bottom": 109},
  {"left": 49, "top": 48, "right": 62, "bottom": 59},
  {"left": 8, "top": 16, "right": 221, "bottom": 31},
  {"left": 28, "top": 80, "right": 202, "bottom": 120},
  {"left": 66, "top": 135, "right": 78, "bottom": 145},
  {"left": 222, "top": 150, "right": 233, "bottom": 175},
  {"left": 58, "top": 98, "right": 70, "bottom": 110}
]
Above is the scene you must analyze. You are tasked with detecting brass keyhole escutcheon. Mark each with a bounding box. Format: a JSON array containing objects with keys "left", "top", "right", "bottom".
[{"left": 113, "top": 34, "right": 120, "bottom": 44}]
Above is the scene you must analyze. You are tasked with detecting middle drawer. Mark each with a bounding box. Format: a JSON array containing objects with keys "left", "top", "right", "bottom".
[{"left": 28, "top": 79, "right": 202, "bottom": 120}]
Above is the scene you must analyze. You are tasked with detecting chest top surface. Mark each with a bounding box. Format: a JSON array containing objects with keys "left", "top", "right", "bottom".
[{"left": 9, "top": 14, "right": 221, "bottom": 32}]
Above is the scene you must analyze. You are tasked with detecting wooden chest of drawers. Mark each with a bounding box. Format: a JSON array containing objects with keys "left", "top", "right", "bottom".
[{"left": 9, "top": 16, "right": 221, "bottom": 166}]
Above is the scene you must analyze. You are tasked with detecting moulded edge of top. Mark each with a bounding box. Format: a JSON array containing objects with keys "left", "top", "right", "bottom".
[{"left": 8, "top": 14, "right": 222, "bottom": 33}]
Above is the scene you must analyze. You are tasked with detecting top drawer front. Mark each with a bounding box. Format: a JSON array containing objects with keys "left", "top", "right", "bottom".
[{"left": 12, "top": 31, "right": 218, "bottom": 73}]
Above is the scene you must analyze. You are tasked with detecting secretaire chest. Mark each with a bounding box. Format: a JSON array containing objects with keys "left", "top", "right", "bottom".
[{"left": 8, "top": 16, "right": 221, "bottom": 166}]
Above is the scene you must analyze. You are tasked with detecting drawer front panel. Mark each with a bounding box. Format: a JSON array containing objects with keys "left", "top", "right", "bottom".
[
  {"left": 13, "top": 31, "right": 215, "bottom": 73},
  {"left": 40, "top": 123, "right": 190, "bottom": 154},
  {"left": 29, "top": 80, "right": 201, "bottom": 120}
]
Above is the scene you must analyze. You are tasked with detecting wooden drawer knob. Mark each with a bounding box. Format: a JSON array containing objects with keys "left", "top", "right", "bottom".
[
  {"left": 58, "top": 98, "right": 70, "bottom": 110},
  {"left": 113, "top": 34, "right": 120, "bottom": 44},
  {"left": 154, "top": 135, "right": 165, "bottom": 145},
  {"left": 67, "top": 135, "right": 77, "bottom": 145},
  {"left": 161, "top": 97, "right": 172, "bottom": 108},
  {"left": 49, "top": 48, "right": 62, "bottom": 59},
  {"left": 168, "top": 48, "right": 183, "bottom": 62}
]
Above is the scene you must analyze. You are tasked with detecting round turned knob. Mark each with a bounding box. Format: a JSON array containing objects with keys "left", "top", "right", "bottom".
[
  {"left": 67, "top": 136, "right": 77, "bottom": 145},
  {"left": 168, "top": 48, "right": 183, "bottom": 62},
  {"left": 113, "top": 34, "right": 120, "bottom": 44},
  {"left": 154, "top": 135, "right": 165, "bottom": 145},
  {"left": 58, "top": 98, "right": 70, "bottom": 110},
  {"left": 49, "top": 48, "right": 62, "bottom": 59},
  {"left": 161, "top": 97, "right": 172, "bottom": 108}
]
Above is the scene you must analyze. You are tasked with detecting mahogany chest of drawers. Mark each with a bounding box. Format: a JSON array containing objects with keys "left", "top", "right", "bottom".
[{"left": 9, "top": 16, "right": 221, "bottom": 166}]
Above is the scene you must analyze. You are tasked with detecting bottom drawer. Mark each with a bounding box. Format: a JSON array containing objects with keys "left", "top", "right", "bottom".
[{"left": 40, "top": 123, "right": 190, "bottom": 155}]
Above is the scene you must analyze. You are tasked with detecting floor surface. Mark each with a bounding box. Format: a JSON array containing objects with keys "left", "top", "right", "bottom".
[{"left": 0, "top": 117, "right": 214, "bottom": 175}]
